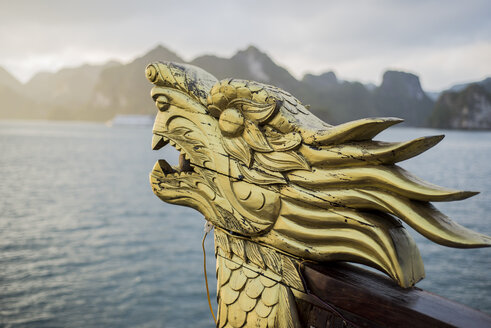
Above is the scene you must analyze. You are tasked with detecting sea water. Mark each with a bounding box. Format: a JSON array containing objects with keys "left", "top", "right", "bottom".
[{"left": 0, "top": 121, "right": 490, "bottom": 327}]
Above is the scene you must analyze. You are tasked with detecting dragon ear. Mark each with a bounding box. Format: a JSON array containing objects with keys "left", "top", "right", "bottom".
[{"left": 263, "top": 126, "right": 302, "bottom": 151}]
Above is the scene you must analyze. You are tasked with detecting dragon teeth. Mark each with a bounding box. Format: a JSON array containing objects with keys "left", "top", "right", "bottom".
[
  {"left": 152, "top": 134, "right": 169, "bottom": 150},
  {"left": 151, "top": 135, "right": 195, "bottom": 178},
  {"left": 179, "top": 153, "right": 193, "bottom": 172},
  {"left": 155, "top": 159, "right": 174, "bottom": 174}
]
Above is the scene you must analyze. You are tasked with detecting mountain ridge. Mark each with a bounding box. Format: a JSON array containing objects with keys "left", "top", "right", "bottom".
[
  {"left": 0, "top": 44, "right": 489, "bottom": 128},
  {"left": 429, "top": 83, "right": 491, "bottom": 129}
]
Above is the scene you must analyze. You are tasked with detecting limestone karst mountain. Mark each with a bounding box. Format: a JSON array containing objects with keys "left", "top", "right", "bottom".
[
  {"left": 26, "top": 62, "right": 121, "bottom": 108},
  {"left": 190, "top": 46, "right": 436, "bottom": 125},
  {"left": 0, "top": 44, "right": 489, "bottom": 129},
  {"left": 88, "top": 45, "right": 184, "bottom": 120},
  {"left": 191, "top": 46, "right": 305, "bottom": 95},
  {"left": 374, "top": 71, "right": 435, "bottom": 126},
  {"left": 0, "top": 66, "right": 38, "bottom": 119},
  {"left": 429, "top": 83, "right": 491, "bottom": 129},
  {"left": 0, "top": 66, "right": 23, "bottom": 92}
]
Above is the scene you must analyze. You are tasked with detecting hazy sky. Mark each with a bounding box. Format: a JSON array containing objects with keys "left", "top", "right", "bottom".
[{"left": 1, "top": 0, "right": 490, "bottom": 91}]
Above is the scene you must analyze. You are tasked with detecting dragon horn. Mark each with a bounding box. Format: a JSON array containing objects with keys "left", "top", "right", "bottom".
[{"left": 302, "top": 117, "right": 404, "bottom": 145}]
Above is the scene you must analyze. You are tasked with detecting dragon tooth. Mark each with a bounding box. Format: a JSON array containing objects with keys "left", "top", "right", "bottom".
[
  {"left": 152, "top": 161, "right": 164, "bottom": 174},
  {"left": 152, "top": 134, "right": 169, "bottom": 150},
  {"left": 179, "top": 153, "right": 193, "bottom": 172},
  {"left": 154, "top": 159, "right": 174, "bottom": 175}
]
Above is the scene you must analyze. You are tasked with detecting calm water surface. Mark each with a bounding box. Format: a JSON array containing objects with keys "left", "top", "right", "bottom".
[{"left": 0, "top": 121, "right": 490, "bottom": 327}]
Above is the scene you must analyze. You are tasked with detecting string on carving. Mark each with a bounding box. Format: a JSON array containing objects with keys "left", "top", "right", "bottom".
[{"left": 202, "top": 221, "right": 217, "bottom": 325}]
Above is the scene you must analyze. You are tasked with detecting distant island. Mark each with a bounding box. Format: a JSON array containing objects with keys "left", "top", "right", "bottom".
[{"left": 0, "top": 45, "right": 490, "bottom": 129}]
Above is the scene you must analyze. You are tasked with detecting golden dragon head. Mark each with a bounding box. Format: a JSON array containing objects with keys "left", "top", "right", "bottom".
[{"left": 146, "top": 61, "right": 490, "bottom": 288}]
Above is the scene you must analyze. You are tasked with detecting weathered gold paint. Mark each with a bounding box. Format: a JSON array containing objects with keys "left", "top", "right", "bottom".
[{"left": 146, "top": 61, "right": 490, "bottom": 327}]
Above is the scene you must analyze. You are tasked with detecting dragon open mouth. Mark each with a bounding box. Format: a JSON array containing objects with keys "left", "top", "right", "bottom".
[{"left": 151, "top": 133, "right": 196, "bottom": 177}]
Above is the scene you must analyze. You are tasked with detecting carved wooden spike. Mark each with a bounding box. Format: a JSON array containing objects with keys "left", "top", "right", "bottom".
[{"left": 147, "top": 61, "right": 490, "bottom": 326}]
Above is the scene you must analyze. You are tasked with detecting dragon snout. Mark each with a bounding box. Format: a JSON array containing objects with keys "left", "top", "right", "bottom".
[{"left": 145, "top": 64, "right": 159, "bottom": 84}]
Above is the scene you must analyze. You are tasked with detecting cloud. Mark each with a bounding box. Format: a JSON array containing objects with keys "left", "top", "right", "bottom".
[{"left": 0, "top": 0, "right": 490, "bottom": 89}]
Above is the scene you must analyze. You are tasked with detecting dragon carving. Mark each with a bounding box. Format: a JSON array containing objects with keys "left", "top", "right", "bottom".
[{"left": 146, "top": 62, "right": 490, "bottom": 328}]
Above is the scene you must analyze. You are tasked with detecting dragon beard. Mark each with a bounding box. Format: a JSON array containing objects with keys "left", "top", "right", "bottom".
[{"left": 146, "top": 61, "right": 490, "bottom": 291}]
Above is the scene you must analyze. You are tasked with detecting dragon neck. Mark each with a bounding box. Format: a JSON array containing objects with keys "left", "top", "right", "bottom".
[{"left": 214, "top": 228, "right": 304, "bottom": 327}]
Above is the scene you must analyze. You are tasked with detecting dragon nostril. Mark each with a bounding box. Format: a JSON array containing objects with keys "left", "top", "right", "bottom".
[{"left": 155, "top": 95, "right": 170, "bottom": 111}]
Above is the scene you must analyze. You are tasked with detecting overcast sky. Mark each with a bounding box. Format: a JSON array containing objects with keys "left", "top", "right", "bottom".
[{"left": 0, "top": 0, "right": 490, "bottom": 91}]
